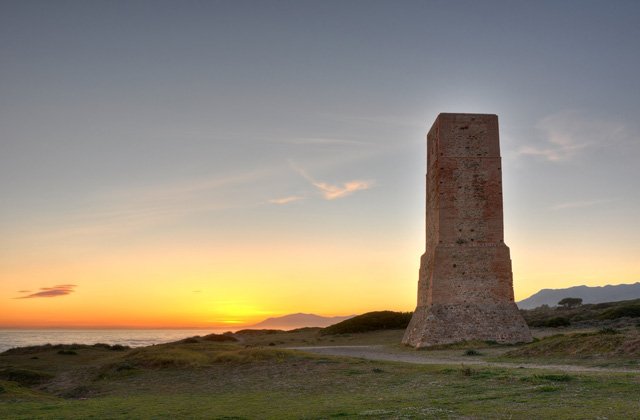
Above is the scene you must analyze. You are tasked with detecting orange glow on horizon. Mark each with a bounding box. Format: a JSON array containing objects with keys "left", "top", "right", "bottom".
[
  {"left": 3, "top": 215, "right": 638, "bottom": 329},
  {"left": 0, "top": 236, "right": 419, "bottom": 329}
]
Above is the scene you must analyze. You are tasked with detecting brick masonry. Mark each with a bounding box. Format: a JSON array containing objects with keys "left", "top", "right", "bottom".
[{"left": 403, "top": 113, "right": 532, "bottom": 347}]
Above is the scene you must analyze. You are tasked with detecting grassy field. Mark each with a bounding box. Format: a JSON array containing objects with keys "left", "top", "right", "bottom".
[{"left": 2, "top": 327, "right": 640, "bottom": 419}]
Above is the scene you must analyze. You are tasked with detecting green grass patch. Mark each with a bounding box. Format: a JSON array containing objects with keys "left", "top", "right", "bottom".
[{"left": 3, "top": 330, "right": 640, "bottom": 418}]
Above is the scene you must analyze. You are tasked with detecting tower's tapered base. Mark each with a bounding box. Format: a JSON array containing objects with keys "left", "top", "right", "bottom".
[{"left": 403, "top": 302, "right": 532, "bottom": 348}]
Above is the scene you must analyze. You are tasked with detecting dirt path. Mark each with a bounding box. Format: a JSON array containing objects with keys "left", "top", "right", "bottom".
[{"left": 288, "top": 345, "right": 640, "bottom": 374}]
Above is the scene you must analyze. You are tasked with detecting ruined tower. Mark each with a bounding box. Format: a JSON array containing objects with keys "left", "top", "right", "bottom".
[{"left": 403, "top": 113, "right": 532, "bottom": 348}]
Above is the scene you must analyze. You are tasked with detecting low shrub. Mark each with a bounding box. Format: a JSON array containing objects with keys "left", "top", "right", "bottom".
[
  {"left": 529, "top": 317, "right": 570, "bottom": 328},
  {"left": 461, "top": 367, "right": 474, "bottom": 376},
  {"left": 110, "top": 344, "right": 129, "bottom": 351},
  {"left": 464, "top": 349, "right": 482, "bottom": 356},
  {"left": 235, "top": 329, "right": 281, "bottom": 335},
  {"left": 61, "top": 385, "right": 91, "bottom": 399},
  {"left": 536, "top": 385, "right": 561, "bottom": 392},
  {"left": 0, "top": 368, "right": 53, "bottom": 386},
  {"left": 534, "top": 374, "right": 572, "bottom": 382},
  {"left": 201, "top": 333, "right": 238, "bottom": 342}
]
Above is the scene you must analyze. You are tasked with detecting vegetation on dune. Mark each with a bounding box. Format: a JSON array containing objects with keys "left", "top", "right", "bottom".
[
  {"left": 234, "top": 329, "right": 282, "bottom": 335},
  {"left": 504, "top": 329, "right": 640, "bottom": 358},
  {"left": 288, "top": 327, "right": 322, "bottom": 333},
  {"left": 521, "top": 298, "right": 640, "bottom": 328},
  {"left": 117, "top": 342, "right": 299, "bottom": 369},
  {"left": 201, "top": 333, "right": 238, "bottom": 342},
  {"left": 528, "top": 316, "right": 571, "bottom": 328},
  {"left": 1, "top": 343, "right": 129, "bottom": 356},
  {"left": 599, "top": 304, "right": 640, "bottom": 320},
  {"left": 321, "top": 311, "right": 413, "bottom": 335}
]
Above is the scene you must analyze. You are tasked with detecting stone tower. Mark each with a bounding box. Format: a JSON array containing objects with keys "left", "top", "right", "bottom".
[{"left": 403, "top": 113, "right": 532, "bottom": 348}]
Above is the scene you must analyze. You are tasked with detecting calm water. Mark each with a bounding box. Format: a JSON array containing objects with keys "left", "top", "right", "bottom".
[{"left": 0, "top": 329, "right": 229, "bottom": 353}]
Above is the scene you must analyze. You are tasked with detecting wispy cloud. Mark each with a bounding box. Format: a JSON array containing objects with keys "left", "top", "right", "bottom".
[
  {"left": 15, "top": 284, "right": 76, "bottom": 299},
  {"left": 519, "top": 110, "right": 628, "bottom": 162},
  {"left": 311, "top": 180, "right": 372, "bottom": 200},
  {"left": 551, "top": 199, "right": 612, "bottom": 210},
  {"left": 289, "top": 161, "right": 373, "bottom": 200},
  {"left": 18, "top": 168, "right": 278, "bottom": 242},
  {"left": 269, "top": 196, "right": 305, "bottom": 205}
]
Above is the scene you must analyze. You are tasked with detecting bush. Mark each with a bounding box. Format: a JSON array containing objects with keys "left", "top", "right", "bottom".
[
  {"left": 321, "top": 311, "right": 413, "bottom": 335},
  {"left": 529, "top": 317, "right": 570, "bottom": 328},
  {"left": 202, "top": 333, "right": 238, "bottom": 342},
  {"left": 0, "top": 368, "right": 53, "bottom": 386},
  {"left": 464, "top": 349, "right": 482, "bottom": 356},
  {"left": 110, "top": 344, "right": 129, "bottom": 351},
  {"left": 534, "top": 374, "right": 572, "bottom": 382},
  {"left": 235, "top": 329, "right": 281, "bottom": 335},
  {"left": 545, "top": 317, "right": 571, "bottom": 327},
  {"left": 61, "top": 385, "right": 91, "bottom": 399}
]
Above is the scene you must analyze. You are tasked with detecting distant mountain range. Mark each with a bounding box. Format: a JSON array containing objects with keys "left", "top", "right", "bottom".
[
  {"left": 247, "top": 313, "right": 355, "bottom": 330},
  {"left": 517, "top": 282, "right": 640, "bottom": 309}
]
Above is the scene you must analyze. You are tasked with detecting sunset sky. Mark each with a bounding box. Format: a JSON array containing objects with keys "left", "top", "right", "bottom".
[{"left": 2, "top": 1, "right": 639, "bottom": 328}]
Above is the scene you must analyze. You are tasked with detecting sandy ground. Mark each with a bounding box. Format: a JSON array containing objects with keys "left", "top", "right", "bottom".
[{"left": 288, "top": 345, "right": 640, "bottom": 374}]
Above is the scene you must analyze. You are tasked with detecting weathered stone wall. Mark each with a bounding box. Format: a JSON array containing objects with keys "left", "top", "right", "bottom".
[{"left": 403, "top": 113, "right": 532, "bottom": 347}]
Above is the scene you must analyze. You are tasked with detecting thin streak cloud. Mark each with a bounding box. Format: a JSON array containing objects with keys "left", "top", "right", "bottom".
[
  {"left": 15, "top": 284, "right": 76, "bottom": 299},
  {"left": 269, "top": 196, "right": 305, "bottom": 205},
  {"left": 551, "top": 199, "right": 612, "bottom": 210}
]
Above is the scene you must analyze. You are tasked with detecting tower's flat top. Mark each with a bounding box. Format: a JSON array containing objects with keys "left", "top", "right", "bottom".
[{"left": 437, "top": 112, "right": 497, "bottom": 118}]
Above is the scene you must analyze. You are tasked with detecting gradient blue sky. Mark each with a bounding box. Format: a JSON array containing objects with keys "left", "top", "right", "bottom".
[{"left": 1, "top": 0, "right": 639, "bottom": 327}]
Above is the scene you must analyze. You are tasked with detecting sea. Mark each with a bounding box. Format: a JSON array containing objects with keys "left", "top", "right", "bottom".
[{"left": 0, "top": 329, "right": 230, "bottom": 353}]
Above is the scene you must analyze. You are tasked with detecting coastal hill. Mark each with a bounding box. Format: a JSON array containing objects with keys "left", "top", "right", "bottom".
[
  {"left": 247, "top": 313, "right": 355, "bottom": 330},
  {"left": 517, "top": 282, "right": 640, "bottom": 309}
]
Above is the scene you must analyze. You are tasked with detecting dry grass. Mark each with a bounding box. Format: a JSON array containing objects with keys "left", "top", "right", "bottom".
[{"left": 504, "top": 329, "right": 640, "bottom": 358}]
